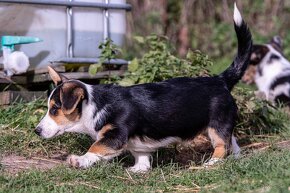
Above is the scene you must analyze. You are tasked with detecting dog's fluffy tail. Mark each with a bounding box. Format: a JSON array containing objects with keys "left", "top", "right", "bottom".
[{"left": 219, "top": 3, "right": 252, "bottom": 91}]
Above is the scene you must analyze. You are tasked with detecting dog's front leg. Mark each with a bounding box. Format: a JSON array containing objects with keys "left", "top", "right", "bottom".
[
  {"left": 67, "top": 124, "right": 126, "bottom": 168},
  {"left": 128, "top": 151, "right": 151, "bottom": 173},
  {"left": 67, "top": 141, "right": 123, "bottom": 168}
]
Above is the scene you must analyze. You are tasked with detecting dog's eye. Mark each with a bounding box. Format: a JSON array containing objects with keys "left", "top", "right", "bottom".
[{"left": 50, "top": 105, "right": 59, "bottom": 116}]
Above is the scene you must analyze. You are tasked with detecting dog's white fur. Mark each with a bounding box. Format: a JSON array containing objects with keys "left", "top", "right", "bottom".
[
  {"left": 129, "top": 152, "right": 151, "bottom": 173},
  {"left": 255, "top": 45, "right": 290, "bottom": 101},
  {"left": 68, "top": 153, "right": 101, "bottom": 168},
  {"left": 67, "top": 151, "right": 122, "bottom": 169},
  {"left": 231, "top": 136, "right": 240, "bottom": 157},
  {"left": 234, "top": 3, "right": 242, "bottom": 26}
]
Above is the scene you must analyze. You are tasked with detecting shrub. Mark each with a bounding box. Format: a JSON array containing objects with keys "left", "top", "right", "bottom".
[
  {"left": 101, "top": 35, "right": 213, "bottom": 86},
  {"left": 233, "top": 87, "right": 290, "bottom": 138}
]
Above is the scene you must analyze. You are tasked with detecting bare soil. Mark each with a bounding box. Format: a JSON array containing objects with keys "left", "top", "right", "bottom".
[{"left": 1, "top": 154, "right": 66, "bottom": 175}]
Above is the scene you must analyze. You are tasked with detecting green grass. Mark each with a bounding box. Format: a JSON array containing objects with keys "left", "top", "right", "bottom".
[
  {"left": 1, "top": 94, "right": 290, "bottom": 192},
  {"left": 0, "top": 149, "right": 290, "bottom": 192}
]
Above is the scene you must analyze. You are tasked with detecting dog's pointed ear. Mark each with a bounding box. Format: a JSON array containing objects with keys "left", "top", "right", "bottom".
[
  {"left": 250, "top": 45, "right": 269, "bottom": 65},
  {"left": 60, "top": 82, "right": 85, "bottom": 115},
  {"left": 270, "top": 36, "right": 283, "bottom": 53},
  {"left": 48, "top": 66, "right": 69, "bottom": 86}
]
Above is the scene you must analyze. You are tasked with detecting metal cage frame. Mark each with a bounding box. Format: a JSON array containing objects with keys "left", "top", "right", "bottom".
[{"left": 0, "top": 0, "right": 131, "bottom": 65}]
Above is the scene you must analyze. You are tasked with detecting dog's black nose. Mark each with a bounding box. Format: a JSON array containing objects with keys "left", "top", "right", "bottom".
[{"left": 35, "top": 127, "right": 42, "bottom": 136}]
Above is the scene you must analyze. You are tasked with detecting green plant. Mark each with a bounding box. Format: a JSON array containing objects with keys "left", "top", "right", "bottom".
[
  {"left": 89, "top": 38, "right": 121, "bottom": 76},
  {"left": 116, "top": 35, "right": 213, "bottom": 86}
]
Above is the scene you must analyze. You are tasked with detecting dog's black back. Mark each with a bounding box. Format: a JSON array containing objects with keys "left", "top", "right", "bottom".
[{"left": 94, "top": 77, "right": 235, "bottom": 142}]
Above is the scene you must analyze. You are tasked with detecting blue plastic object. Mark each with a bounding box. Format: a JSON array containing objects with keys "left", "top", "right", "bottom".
[{"left": 1, "top": 36, "right": 42, "bottom": 51}]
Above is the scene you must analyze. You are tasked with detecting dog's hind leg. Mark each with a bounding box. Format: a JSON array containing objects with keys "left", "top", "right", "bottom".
[
  {"left": 204, "top": 127, "right": 230, "bottom": 166},
  {"left": 231, "top": 135, "right": 240, "bottom": 158},
  {"left": 204, "top": 96, "right": 238, "bottom": 167},
  {"left": 67, "top": 124, "right": 125, "bottom": 168}
]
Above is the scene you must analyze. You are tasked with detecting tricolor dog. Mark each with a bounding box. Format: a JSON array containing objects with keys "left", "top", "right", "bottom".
[
  {"left": 242, "top": 36, "right": 290, "bottom": 105},
  {"left": 35, "top": 4, "right": 252, "bottom": 172}
]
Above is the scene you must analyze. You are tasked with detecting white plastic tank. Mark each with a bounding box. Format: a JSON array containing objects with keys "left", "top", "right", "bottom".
[{"left": 0, "top": 0, "right": 127, "bottom": 68}]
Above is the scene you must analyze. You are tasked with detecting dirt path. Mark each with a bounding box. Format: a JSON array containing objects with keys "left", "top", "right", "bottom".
[{"left": 1, "top": 154, "right": 66, "bottom": 175}]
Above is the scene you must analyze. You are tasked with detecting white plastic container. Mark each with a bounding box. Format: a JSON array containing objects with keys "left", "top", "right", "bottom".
[{"left": 0, "top": 0, "right": 127, "bottom": 68}]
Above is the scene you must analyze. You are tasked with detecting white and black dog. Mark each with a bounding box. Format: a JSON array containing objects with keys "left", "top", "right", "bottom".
[
  {"left": 242, "top": 36, "right": 290, "bottom": 105},
  {"left": 35, "top": 4, "right": 252, "bottom": 172}
]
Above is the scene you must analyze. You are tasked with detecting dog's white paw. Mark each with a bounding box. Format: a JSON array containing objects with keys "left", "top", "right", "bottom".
[
  {"left": 203, "top": 158, "right": 223, "bottom": 167},
  {"left": 67, "top": 153, "right": 99, "bottom": 168},
  {"left": 67, "top": 154, "right": 86, "bottom": 168},
  {"left": 128, "top": 164, "right": 151, "bottom": 173}
]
